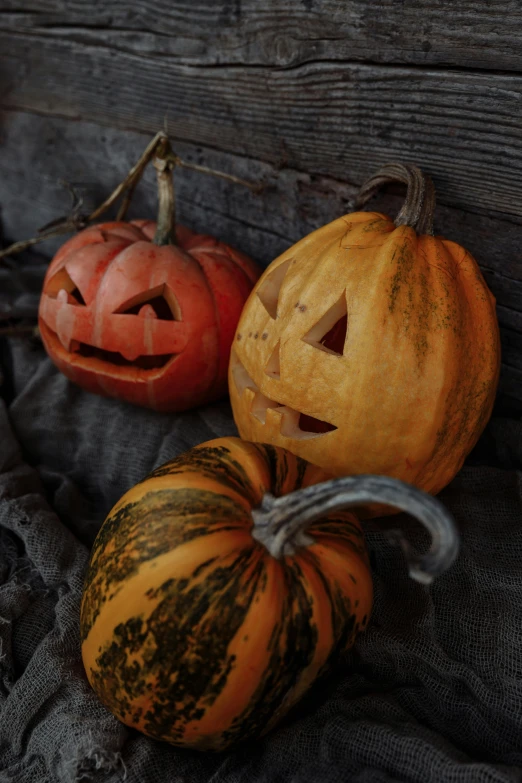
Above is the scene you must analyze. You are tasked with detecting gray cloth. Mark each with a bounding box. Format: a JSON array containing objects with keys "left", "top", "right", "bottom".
[{"left": 1, "top": 266, "right": 522, "bottom": 782}]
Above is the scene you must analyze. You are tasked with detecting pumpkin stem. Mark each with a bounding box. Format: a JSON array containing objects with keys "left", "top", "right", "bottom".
[
  {"left": 251, "top": 475, "right": 459, "bottom": 585},
  {"left": 354, "top": 163, "right": 436, "bottom": 236},
  {"left": 152, "top": 135, "right": 179, "bottom": 246}
]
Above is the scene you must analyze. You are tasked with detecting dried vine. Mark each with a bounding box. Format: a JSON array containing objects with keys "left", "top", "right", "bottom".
[{"left": 0, "top": 131, "right": 261, "bottom": 264}]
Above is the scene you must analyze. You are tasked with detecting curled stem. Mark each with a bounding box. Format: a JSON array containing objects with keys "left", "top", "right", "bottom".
[
  {"left": 354, "top": 162, "right": 436, "bottom": 236},
  {"left": 251, "top": 474, "right": 459, "bottom": 585}
]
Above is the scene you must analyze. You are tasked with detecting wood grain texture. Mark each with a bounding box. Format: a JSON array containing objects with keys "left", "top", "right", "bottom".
[
  {"left": 2, "top": 0, "right": 522, "bottom": 71},
  {"left": 1, "top": 111, "right": 521, "bottom": 411},
  {"left": 3, "top": 31, "right": 522, "bottom": 222},
  {"left": 2, "top": 3, "right": 522, "bottom": 412}
]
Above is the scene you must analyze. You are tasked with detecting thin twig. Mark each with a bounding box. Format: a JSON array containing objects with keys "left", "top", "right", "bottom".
[
  {"left": 0, "top": 131, "right": 166, "bottom": 263},
  {"left": 38, "top": 181, "right": 86, "bottom": 233},
  {"left": 175, "top": 157, "right": 264, "bottom": 193},
  {"left": 0, "top": 222, "right": 86, "bottom": 260},
  {"left": 60, "top": 178, "right": 85, "bottom": 214},
  {"left": 88, "top": 130, "right": 165, "bottom": 222},
  {"left": 0, "top": 130, "right": 263, "bottom": 262},
  {"left": 116, "top": 177, "right": 139, "bottom": 221},
  {"left": 0, "top": 323, "right": 40, "bottom": 338}
]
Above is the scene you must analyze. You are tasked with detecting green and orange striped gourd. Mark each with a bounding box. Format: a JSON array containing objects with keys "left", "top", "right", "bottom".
[{"left": 80, "top": 437, "right": 458, "bottom": 751}]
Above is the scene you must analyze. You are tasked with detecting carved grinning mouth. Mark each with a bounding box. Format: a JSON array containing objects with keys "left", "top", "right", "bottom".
[
  {"left": 42, "top": 275, "right": 181, "bottom": 374},
  {"left": 40, "top": 321, "right": 178, "bottom": 375},
  {"left": 232, "top": 256, "right": 349, "bottom": 438},
  {"left": 231, "top": 354, "right": 337, "bottom": 439},
  {"left": 71, "top": 343, "right": 173, "bottom": 370}
]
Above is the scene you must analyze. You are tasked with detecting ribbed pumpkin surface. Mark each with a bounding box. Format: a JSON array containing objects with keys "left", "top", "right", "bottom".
[
  {"left": 80, "top": 438, "right": 372, "bottom": 751},
  {"left": 39, "top": 221, "right": 260, "bottom": 411},
  {"left": 229, "top": 211, "right": 500, "bottom": 497}
]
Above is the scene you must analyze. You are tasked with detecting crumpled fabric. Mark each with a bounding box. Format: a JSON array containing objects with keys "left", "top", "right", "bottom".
[{"left": 1, "top": 264, "right": 522, "bottom": 783}]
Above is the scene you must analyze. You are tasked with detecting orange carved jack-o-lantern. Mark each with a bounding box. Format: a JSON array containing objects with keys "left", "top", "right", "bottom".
[
  {"left": 38, "top": 136, "right": 261, "bottom": 412},
  {"left": 229, "top": 164, "right": 500, "bottom": 499},
  {"left": 39, "top": 220, "right": 260, "bottom": 411}
]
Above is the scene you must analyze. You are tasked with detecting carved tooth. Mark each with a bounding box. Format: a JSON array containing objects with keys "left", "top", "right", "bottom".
[
  {"left": 138, "top": 304, "right": 157, "bottom": 319},
  {"left": 120, "top": 347, "right": 140, "bottom": 362},
  {"left": 251, "top": 391, "right": 280, "bottom": 424},
  {"left": 243, "top": 387, "right": 257, "bottom": 409},
  {"left": 262, "top": 405, "right": 287, "bottom": 439},
  {"left": 56, "top": 328, "right": 74, "bottom": 352},
  {"left": 57, "top": 287, "right": 83, "bottom": 306},
  {"left": 275, "top": 406, "right": 300, "bottom": 438}
]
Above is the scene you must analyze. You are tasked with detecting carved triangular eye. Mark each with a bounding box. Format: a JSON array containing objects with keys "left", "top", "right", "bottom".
[
  {"left": 45, "top": 269, "right": 86, "bottom": 305},
  {"left": 265, "top": 341, "right": 281, "bottom": 378},
  {"left": 71, "top": 287, "right": 86, "bottom": 305},
  {"left": 257, "top": 259, "right": 292, "bottom": 319},
  {"left": 115, "top": 284, "right": 181, "bottom": 321},
  {"left": 303, "top": 294, "right": 347, "bottom": 356}
]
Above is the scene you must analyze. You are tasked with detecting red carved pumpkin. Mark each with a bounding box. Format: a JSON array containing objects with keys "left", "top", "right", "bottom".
[{"left": 38, "top": 219, "right": 261, "bottom": 411}]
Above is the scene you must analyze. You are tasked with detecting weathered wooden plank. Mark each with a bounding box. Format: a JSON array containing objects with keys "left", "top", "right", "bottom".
[
  {"left": 0, "top": 110, "right": 329, "bottom": 264},
  {"left": 3, "top": 31, "right": 522, "bottom": 226},
  {"left": 2, "top": 0, "right": 522, "bottom": 71},
  {"left": 2, "top": 111, "right": 522, "bottom": 411},
  {"left": 1, "top": 110, "right": 522, "bottom": 279}
]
